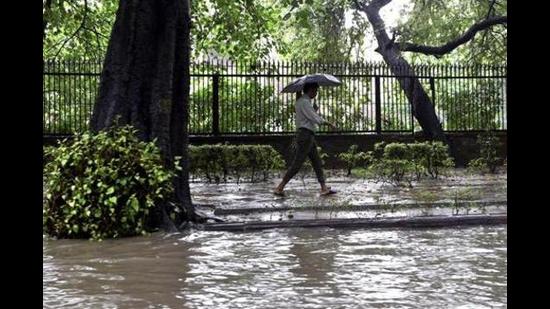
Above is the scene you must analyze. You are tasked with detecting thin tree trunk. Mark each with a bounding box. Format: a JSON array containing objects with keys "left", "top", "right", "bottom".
[
  {"left": 363, "top": 1, "right": 446, "bottom": 142},
  {"left": 90, "top": 0, "right": 196, "bottom": 226}
]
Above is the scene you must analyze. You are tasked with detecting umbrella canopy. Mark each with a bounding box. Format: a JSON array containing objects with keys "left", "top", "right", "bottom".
[{"left": 281, "top": 73, "right": 342, "bottom": 93}]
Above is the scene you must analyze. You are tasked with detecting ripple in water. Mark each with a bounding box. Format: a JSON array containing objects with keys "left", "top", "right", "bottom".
[{"left": 43, "top": 226, "right": 507, "bottom": 308}]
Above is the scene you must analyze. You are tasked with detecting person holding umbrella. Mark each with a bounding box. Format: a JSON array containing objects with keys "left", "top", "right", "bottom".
[{"left": 274, "top": 74, "right": 340, "bottom": 196}]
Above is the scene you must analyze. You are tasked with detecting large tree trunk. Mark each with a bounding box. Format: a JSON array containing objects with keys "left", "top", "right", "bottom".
[
  {"left": 90, "top": 0, "right": 196, "bottom": 226},
  {"left": 363, "top": 1, "right": 446, "bottom": 142}
]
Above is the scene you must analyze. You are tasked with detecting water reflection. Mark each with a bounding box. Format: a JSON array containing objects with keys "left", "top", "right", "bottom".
[{"left": 44, "top": 226, "right": 507, "bottom": 308}]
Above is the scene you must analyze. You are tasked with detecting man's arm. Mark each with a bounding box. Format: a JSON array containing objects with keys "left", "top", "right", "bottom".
[
  {"left": 299, "top": 100, "right": 325, "bottom": 125},
  {"left": 300, "top": 101, "right": 337, "bottom": 129}
]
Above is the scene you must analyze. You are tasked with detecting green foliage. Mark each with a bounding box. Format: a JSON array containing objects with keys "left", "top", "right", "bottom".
[
  {"left": 438, "top": 77, "right": 506, "bottom": 131},
  {"left": 370, "top": 158, "right": 417, "bottom": 187},
  {"left": 275, "top": 0, "right": 369, "bottom": 62},
  {"left": 190, "top": 78, "right": 288, "bottom": 133},
  {"left": 410, "top": 141, "right": 455, "bottom": 179},
  {"left": 192, "top": 0, "right": 284, "bottom": 62},
  {"left": 368, "top": 141, "right": 454, "bottom": 186},
  {"left": 337, "top": 144, "right": 372, "bottom": 176},
  {"left": 43, "top": 0, "right": 117, "bottom": 59},
  {"left": 44, "top": 0, "right": 283, "bottom": 62},
  {"left": 189, "top": 144, "right": 285, "bottom": 183},
  {"left": 467, "top": 131, "right": 502, "bottom": 174},
  {"left": 43, "top": 126, "right": 177, "bottom": 240},
  {"left": 44, "top": 0, "right": 506, "bottom": 65},
  {"left": 398, "top": 0, "right": 507, "bottom": 64}
]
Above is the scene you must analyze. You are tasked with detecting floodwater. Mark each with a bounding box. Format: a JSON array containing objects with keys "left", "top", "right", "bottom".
[
  {"left": 191, "top": 171, "right": 507, "bottom": 211},
  {"left": 44, "top": 225, "right": 507, "bottom": 308}
]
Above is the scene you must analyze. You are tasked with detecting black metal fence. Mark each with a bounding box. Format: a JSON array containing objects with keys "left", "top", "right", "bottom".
[{"left": 43, "top": 60, "right": 507, "bottom": 136}]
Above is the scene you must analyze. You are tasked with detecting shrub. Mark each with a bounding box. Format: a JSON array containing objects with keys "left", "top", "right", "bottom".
[
  {"left": 43, "top": 126, "right": 177, "bottom": 240},
  {"left": 189, "top": 144, "right": 285, "bottom": 183},
  {"left": 337, "top": 145, "right": 372, "bottom": 176},
  {"left": 467, "top": 131, "right": 502, "bottom": 174},
  {"left": 368, "top": 141, "right": 454, "bottom": 186}
]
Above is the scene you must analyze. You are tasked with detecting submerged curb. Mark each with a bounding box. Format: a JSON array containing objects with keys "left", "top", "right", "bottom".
[
  {"left": 203, "top": 214, "right": 507, "bottom": 231},
  {"left": 212, "top": 200, "right": 508, "bottom": 216}
]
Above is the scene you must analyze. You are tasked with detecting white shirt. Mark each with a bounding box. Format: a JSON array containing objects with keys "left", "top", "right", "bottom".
[{"left": 295, "top": 94, "right": 325, "bottom": 132}]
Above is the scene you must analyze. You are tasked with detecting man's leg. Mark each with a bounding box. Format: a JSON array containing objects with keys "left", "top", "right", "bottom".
[
  {"left": 275, "top": 130, "right": 314, "bottom": 192},
  {"left": 307, "top": 139, "right": 330, "bottom": 193}
]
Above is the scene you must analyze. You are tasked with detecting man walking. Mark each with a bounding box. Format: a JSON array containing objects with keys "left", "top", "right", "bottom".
[{"left": 274, "top": 82, "right": 337, "bottom": 196}]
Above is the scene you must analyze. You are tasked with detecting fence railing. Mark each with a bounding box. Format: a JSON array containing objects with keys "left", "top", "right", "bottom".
[{"left": 43, "top": 60, "right": 507, "bottom": 136}]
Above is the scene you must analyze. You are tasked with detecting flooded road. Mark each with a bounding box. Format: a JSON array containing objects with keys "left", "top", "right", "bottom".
[{"left": 44, "top": 225, "right": 507, "bottom": 308}]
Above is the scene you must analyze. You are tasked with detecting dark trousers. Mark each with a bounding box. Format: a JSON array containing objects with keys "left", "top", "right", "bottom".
[{"left": 282, "top": 128, "right": 325, "bottom": 184}]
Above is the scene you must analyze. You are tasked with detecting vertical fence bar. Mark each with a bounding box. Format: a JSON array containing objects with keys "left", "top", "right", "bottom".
[
  {"left": 467, "top": 64, "right": 473, "bottom": 131},
  {"left": 234, "top": 60, "right": 238, "bottom": 133},
  {"left": 57, "top": 60, "right": 62, "bottom": 134},
  {"left": 205, "top": 61, "right": 209, "bottom": 134},
  {"left": 504, "top": 66, "right": 507, "bottom": 130},
  {"left": 58, "top": 60, "right": 63, "bottom": 134},
  {"left": 212, "top": 73, "right": 220, "bottom": 136},
  {"left": 240, "top": 59, "right": 245, "bottom": 134},
  {"left": 78, "top": 60, "right": 83, "bottom": 132},
  {"left": 71, "top": 60, "right": 75, "bottom": 132},
  {"left": 74, "top": 60, "right": 79, "bottom": 132},
  {"left": 43, "top": 60, "right": 47, "bottom": 134},
  {"left": 218, "top": 59, "right": 222, "bottom": 133},
  {"left": 448, "top": 64, "right": 453, "bottom": 131},
  {"left": 253, "top": 61, "right": 265, "bottom": 134},
  {"left": 375, "top": 76, "right": 381, "bottom": 134},
  {"left": 429, "top": 75, "right": 436, "bottom": 110},
  {"left": 275, "top": 60, "right": 279, "bottom": 133},
  {"left": 227, "top": 59, "right": 231, "bottom": 133},
  {"left": 66, "top": 60, "right": 71, "bottom": 133},
  {"left": 478, "top": 64, "right": 482, "bottom": 130},
  {"left": 483, "top": 65, "right": 492, "bottom": 129},
  {"left": 228, "top": 59, "right": 232, "bottom": 133},
  {"left": 85, "top": 60, "right": 89, "bottom": 132}
]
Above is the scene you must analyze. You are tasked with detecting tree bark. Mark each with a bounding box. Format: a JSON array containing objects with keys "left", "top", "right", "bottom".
[
  {"left": 361, "top": 0, "right": 446, "bottom": 142},
  {"left": 90, "top": 0, "right": 196, "bottom": 226}
]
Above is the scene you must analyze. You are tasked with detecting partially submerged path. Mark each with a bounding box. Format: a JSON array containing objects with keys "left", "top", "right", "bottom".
[{"left": 191, "top": 170, "right": 507, "bottom": 231}]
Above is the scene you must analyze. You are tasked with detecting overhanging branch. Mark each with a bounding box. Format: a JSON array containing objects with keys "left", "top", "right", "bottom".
[
  {"left": 47, "top": 0, "right": 89, "bottom": 58},
  {"left": 398, "top": 15, "right": 507, "bottom": 56}
]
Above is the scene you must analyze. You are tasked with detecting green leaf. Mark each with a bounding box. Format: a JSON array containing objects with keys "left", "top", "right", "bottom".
[{"left": 130, "top": 197, "right": 139, "bottom": 212}]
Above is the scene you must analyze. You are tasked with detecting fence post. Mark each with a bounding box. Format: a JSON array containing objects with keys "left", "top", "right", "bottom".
[
  {"left": 375, "top": 76, "right": 381, "bottom": 134},
  {"left": 429, "top": 77, "right": 436, "bottom": 107},
  {"left": 212, "top": 73, "right": 220, "bottom": 136}
]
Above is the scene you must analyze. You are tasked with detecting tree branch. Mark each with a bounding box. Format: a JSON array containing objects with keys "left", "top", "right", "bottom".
[
  {"left": 352, "top": 0, "right": 365, "bottom": 11},
  {"left": 48, "top": 0, "right": 89, "bottom": 58},
  {"left": 398, "top": 15, "right": 507, "bottom": 56},
  {"left": 367, "top": 0, "right": 393, "bottom": 9},
  {"left": 478, "top": 0, "right": 498, "bottom": 47},
  {"left": 486, "top": 0, "right": 497, "bottom": 19}
]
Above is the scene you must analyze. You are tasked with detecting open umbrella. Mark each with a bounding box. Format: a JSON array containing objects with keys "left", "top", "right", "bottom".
[{"left": 281, "top": 73, "right": 342, "bottom": 93}]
